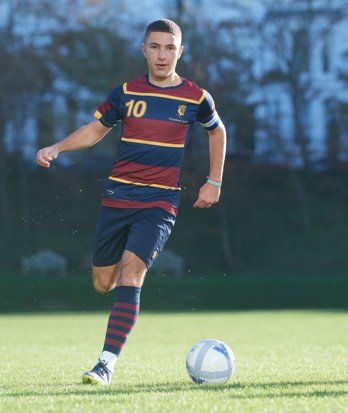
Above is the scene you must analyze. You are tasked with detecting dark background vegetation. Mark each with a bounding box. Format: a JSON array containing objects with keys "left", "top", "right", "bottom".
[{"left": 1, "top": 0, "right": 348, "bottom": 311}]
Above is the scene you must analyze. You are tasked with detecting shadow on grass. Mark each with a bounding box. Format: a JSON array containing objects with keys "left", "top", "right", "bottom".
[{"left": 3, "top": 379, "right": 348, "bottom": 399}]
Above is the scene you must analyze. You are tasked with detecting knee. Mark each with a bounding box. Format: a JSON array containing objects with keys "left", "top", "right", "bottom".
[
  {"left": 93, "top": 277, "right": 112, "bottom": 294},
  {"left": 92, "top": 267, "right": 116, "bottom": 294}
]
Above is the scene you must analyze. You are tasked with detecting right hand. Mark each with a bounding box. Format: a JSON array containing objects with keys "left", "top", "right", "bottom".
[{"left": 36, "top": 145, "right": 59, "bottom": 168}]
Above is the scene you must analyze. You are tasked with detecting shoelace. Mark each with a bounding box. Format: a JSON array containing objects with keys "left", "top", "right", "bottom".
[{"left": 95, "top": 359, "right": 111, "bottom": 376}]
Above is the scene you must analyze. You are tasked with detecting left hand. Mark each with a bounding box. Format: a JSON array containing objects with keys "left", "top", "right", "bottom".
[{"left": 193, "top": 182, "right": 221, "bottom": 208}]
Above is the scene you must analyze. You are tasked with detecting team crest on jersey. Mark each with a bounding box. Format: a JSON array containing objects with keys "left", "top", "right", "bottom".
[{"left": 177, "top": 104, "right": 186, "bottom": 117}]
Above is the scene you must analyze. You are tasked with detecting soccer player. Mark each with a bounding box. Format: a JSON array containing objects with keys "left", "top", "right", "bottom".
[{"left": 36, "top": 19, "right": 226, "bottom": 385}]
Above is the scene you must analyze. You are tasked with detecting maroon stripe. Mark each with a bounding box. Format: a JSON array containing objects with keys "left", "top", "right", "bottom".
[
  {"left": 98, "top": 99, "right": 111, "bottom": 114},
  {"left": 112, "top": 161, "right": 179, "bottom": 188},
  {"left": 107, "top": 328, "right": 129, "bottom": 338},
  {"left": 101, "top": 198, "right": 178, "bottom": 216},
  {"left": 105, "top": 337, "right": 123, "bottom": 349},
  {"left": 113, "top": 302, "right": 139, "bottom": 311},
  {"left": 123, "top": 118, "right": 188, "bottom": 145},
  {"left": 111, "top": 310, "right": 136, "bottom": 320},
  {"left": 108, "top": 319, "right": 133, "bottom": 329}
]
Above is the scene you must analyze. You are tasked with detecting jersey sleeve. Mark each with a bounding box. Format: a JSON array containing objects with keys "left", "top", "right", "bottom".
[
  {"left": 94, "top": 85, "right": 124, "bottom": 127},
  {"left": 197, "top": 90, "right": 222, "bottom": 131}
]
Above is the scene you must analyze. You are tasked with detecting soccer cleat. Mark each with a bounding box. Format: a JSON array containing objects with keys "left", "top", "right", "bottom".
[{"left": 82, "top": 359, "right": 112, "bottom": 385}]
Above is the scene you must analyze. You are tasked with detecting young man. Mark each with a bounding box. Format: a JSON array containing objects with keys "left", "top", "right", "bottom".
[{"left": 36, "top": 19, "right": 226, "bottom": 385}]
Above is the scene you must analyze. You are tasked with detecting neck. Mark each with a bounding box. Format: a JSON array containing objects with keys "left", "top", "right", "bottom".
[{"left": 148, "top": 72, "right": 182, "bottom": 88}]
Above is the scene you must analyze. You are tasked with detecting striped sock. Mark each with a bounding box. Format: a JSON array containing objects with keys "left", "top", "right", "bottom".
[{"left": 103, "top": 286, "right": 141, "bottom": 357}]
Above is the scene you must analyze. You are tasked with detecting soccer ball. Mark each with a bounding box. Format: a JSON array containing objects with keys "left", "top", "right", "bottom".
[{"left": 186, "top": 339, "right": 235, "bottom": 385}]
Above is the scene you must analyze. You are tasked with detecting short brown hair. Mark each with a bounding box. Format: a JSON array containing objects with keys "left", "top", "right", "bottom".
[{"left": 144, "top": 19, "right": 182, "bottom": 44}]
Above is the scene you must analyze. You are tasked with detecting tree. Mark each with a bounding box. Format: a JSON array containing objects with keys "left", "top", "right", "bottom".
[
  {"left": 255, "top": 0, "right": 348, "bottom": 169},
  {"left": 336, "top": 49, "right": 348, "bottom": 166},
  {"left": 218, "top": 0, "right": 348, "bottom": 237},
  {"left": 169, "top": 10, "right": 256, "bottom": 270},
  {"left": 0, "top": 0, "right": 53, "bottom": 234}
]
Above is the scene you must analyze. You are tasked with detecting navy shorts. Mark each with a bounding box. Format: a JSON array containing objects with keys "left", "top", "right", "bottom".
[{"left": 92, "top": 207, "right": 176, "bottom": 269}]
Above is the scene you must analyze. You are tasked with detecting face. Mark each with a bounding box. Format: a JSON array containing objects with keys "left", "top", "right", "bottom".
[{"left": 142, "top": 31, "right": 184, "bottom": 82}]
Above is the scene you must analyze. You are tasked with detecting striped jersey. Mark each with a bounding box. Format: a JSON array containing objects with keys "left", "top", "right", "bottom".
[{"left": 94, "top": 74, "right": 221, "bottom": 216}]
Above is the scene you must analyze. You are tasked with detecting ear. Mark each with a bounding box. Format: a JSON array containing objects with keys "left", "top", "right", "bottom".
[
  {"left": 142, "top": 42, "right": 147, "bottom": 58},
  {"left": 178, "top": 45, "right": 184, "bottom": 60}
]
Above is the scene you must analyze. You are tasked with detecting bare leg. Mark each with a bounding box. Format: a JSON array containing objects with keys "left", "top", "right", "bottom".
[
  {"left": 117, "top": 250, "right": 148, "bottom": 287},
  {"left": 92, "top": 263, "right": 121, "bottom": 293},
  {"left": 91, "top": 250, "right": 147, "bottom": 293}
]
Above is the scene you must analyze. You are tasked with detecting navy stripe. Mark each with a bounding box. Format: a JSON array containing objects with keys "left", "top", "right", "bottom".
[
  {"left": 118, "top": 141, "right": 184, "bottom": 168},
  {"left": 103, "top": 180, "right": 180, "bottom": 206},
  {"left": 106, "top": 333, "right": 126, "bottom": 342},
  {"left": 104, "top": 344, "right": 120, "bottom": 353},
  {"left": 124, "top": 95, "right": 198, "bottom": 122},
  {"left": 115, "top": 286, "right": 141, "bottom": 305},
  {"left": 105, "top": 323, "right": 129, "bottom": 333},
  {"left": 109, "top": 315, "right": 136, "bottom": 324}
]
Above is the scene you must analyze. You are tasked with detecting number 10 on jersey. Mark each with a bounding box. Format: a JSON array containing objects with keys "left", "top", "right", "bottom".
[{"left": 126, "top": 100, "right": 147, "bottom": 118}]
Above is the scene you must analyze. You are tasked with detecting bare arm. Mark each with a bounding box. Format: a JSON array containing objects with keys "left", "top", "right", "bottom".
[
  {"left": 193, "top": 123, "right": 227, "bottom": 208},
  {"left": 36, "top": 120, "right": 111, "bottom": 168}
]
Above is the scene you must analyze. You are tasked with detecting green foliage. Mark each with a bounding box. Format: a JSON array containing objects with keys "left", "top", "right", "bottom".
[
  {"left": 1, "top": 272, "right": 347, "bottom": 312},
  {"left": 2, "top": 166, "right": 348, "bottom": 276},
  {"left": 0, "top": 311, "right": 347, "bottom": 413},
  {"left": 260, "top": 69, "right": 288, "bottom": 85},
  {"left": 49, "top": 26, "right": 143, "bottom": 94},
  {"left": 178, "top": 16, "right": 256, "bottom": 156},
  {"left": 0, "top": 42, "right": 52, "bottom": 104}
]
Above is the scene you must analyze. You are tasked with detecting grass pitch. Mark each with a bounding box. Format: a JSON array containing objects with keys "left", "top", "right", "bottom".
[{"left": 0, "top": 311, "right": 347, "bottom": 413}]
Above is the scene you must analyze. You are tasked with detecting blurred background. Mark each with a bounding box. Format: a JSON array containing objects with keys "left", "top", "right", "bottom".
[{"left": 0, "top": 0, "right": 347, "bottom": 311}]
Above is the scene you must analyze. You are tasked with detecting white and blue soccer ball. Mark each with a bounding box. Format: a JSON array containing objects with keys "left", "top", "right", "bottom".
[{"left": 186, "top": 339, "right": 236, "bottom": 385}]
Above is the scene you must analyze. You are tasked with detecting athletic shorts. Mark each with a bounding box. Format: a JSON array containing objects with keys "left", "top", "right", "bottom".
[{"left": 92, "top": 207, "right": 176, "bottom": 269}]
